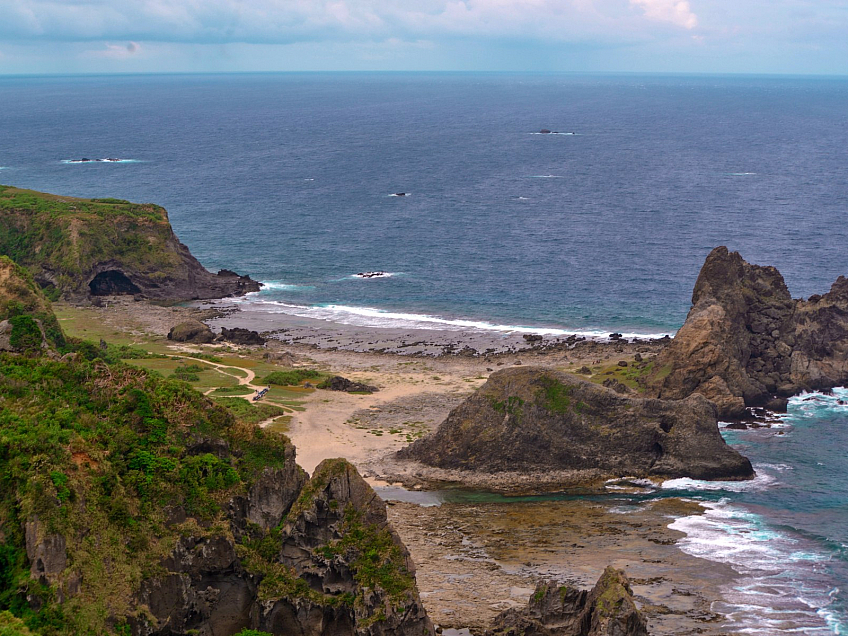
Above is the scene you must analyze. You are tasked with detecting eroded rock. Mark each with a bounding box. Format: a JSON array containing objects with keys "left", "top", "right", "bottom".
[
  {"left": 168, "top": 320, "right": 215, "bottom": 344},
  {"left": 399, "top": 367, "right": 753, "bottom": 482}
]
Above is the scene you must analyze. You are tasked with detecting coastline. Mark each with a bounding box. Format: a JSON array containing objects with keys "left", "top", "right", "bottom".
[{"left": 53, "top": 297, "right": 736, "bottom": 635}]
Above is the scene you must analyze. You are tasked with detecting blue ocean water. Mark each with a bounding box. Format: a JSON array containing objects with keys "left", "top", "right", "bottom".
[
  {"left": 1, "top": 73, "right": 848, "bottom": 632},
  {"left": 1, "top": 73, "right": 847, "bottom": 335}
]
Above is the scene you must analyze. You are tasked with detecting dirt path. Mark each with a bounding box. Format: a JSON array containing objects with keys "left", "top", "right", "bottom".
[{"left": 173, "top": 355, "right": 262, "bottom": 400}]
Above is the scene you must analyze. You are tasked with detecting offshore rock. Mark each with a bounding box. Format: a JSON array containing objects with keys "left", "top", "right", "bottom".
[
  {"left": 400, "top": 367, "right": 753, "bottom": 482},
  {"left": 646, "top": 247, "right": 848, "bottom": 418},
  {"left": 487, "top": 567, "right": 648, "bottom": 636},
  {"left": 0, "top": 186, "right": 261, "bottom": 302}
]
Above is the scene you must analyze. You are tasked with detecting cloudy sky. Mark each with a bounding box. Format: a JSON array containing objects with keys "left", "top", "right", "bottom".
[{"left": 0, "top": 0, "right": 846, "bottom": 75}]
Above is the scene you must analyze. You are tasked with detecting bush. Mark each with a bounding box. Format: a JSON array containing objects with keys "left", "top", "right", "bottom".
[
  {"left": 8, "top": 315, "right": 42, "bottom": 353},
  {"left": 262, "top": 369, "right": 323, "bottom": 386}
]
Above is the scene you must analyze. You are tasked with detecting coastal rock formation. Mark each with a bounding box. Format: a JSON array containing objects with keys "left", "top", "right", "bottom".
[
  {"left": 400, "top": 367, "right": 753, "bottom": 482},
  {"left": 487, "top": 567, "right": 648, "bottom": 636},
  {"left": 0, "top": 352, "right": 432, "bottom": 636},
  {"left": 219, "top": 326, "right": 267, "bottom": 346},
  {"left": 0, "top": 186, "right": 260, "bottom": 302},
  {"left": 319, "top": 376, "right": 379, "bottom": 394},
  {"left": 646, "top": 247, "right": 848, "bottom": 418},
  {"left": 167, "top": 319, "right": 215, "bottom": 344}
]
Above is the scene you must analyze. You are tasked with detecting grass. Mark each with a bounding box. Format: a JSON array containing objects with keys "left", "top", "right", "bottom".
[
  {"left": 211, "top": 397, "right": 287, "bottom": 426},
  {"left": 587, "top": 361, "right": 656, "bottom": 392},
  {"left": 262, "top": 369, "right": 324, "bottom": 386}
]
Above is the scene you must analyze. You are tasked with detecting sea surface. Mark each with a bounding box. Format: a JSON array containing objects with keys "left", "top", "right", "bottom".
[{"left": 1, "top": 72, "right": 847, "bottom": 633}]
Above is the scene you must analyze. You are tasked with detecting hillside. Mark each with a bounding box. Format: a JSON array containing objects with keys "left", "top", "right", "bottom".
[
  {"left": 0, "top": 353, "right": 432, "bottom": 636},
  {"left": 0, "top": 256, "right": 64, "bottom": 352},
  {"left": 0, "top": 186, "right": 259, "bottom": 301}
]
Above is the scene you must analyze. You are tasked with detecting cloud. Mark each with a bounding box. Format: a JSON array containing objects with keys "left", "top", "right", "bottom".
[
  {"left": 0, "top": 0, "right": 695, "bottom": 45},
  {"left": 629, "top": 0, "right": 698, "bottom": 29},
  {"left": 84, "top": 41, "right": 141, "bottom": 59}
]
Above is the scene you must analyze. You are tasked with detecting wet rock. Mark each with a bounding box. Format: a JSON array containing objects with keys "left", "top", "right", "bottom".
[{"left": 167, "top": 319, "right": 215, "bottom": 344}]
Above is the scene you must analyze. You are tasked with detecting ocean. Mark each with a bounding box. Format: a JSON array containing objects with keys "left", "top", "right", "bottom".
[{"left": 1, "top": 72, "right": 847, "bottom": 633}]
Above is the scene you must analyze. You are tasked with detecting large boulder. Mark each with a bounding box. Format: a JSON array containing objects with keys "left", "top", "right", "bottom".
[
  {"left": 487, "top": 567, "right": 648, "bottom": 636},
  {"left": 167, "top": 319, "right": 215, "bottom": 344},
  {"left": 399, "top": 367, "right": 753, "bottom": 483},
  {"left": 219, "top": 326, "right": 266, "bottom": 346},
  {"left": 646, "top": 247, "right": 848, "bottom": 418}
]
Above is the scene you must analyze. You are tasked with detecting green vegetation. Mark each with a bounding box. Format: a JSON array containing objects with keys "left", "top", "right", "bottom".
[
  {"left": 0, "top": 256, "right": 64, "bottom": 351},
  {"left": 211, "top": 397, "right": 287, "bottom": 426},
  {"left": 0, "top": 611, "right": 35, "bottom": 636},
  {"left": 588, "top": 360, "right": 656, "bottom": 392},
  {"left": 489, "top": 395, "right": 525, "bottom": 421},
  {"left": 263, "top": 369, "right": 324, "bottom": 386},
  {"left": 0, "top": 186, "right": 182, "bottom": 296},
  {"left": 537, "top": 375, "right": 574, "bottom": 413},
  {"left": 0, "top": 352, "right": 293, "bottom": 634}
]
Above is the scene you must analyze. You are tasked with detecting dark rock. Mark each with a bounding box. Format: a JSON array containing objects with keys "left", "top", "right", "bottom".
[
  {"left": 167, "top": 320, "right": 215, "bottom": 344},
  {"left": 524, "top": 334, "right": 544, "bottom": 343},
  {"left": 617, "top": 360, "right": 628, "bottom": 367},
  {"left": 25, "top": 518, "right": 67, "bottom": 585},
  {"left": 724, "top": 422, "right": 748, "bottom": 430},
  {"left": 602, "top": 378, "right": 630, "bottom": 394},
  {"left": 486, "top": 567, "right": 648, "bottom": 636},
  {"left": 539, "top": 129, "right": 552, "bottom": 134},
  {"left": 577, "top": 366, "right": 592, "bottom": 375},
  {"left": 320, "top": 376, "right": 378, "bottom": 394},
  {"left": 400, "top": 367, "right": 753, "bottom": 482},
  {"left": 634, "top": 353, "right": 643, "bottom": 362},
  {"left": 219, "top": 327, "right": 266, "bottom": 346},
  {"left": 609, "top": 333, "right": 623, "bottom": 341},
  {"left": 646, "top": 247, "right": 848, "bottom": 418}
]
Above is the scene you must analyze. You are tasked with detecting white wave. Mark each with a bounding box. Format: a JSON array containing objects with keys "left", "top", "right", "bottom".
[
  {"left": 388, "top": 192, "right": 410, "bottom": 197},
  {"left": 729, "top": 172, "right": 757, "bottom": 176},
  {"left": 517, "top": 196, "right": 530, "bottom": 200},
  {"left": 670, "top": 500, "right": 839, "bottom": 634},
  {"left": 259, "top": 280, "right": 316, "bottom": 291},
  {"left": 236, "top": 299, "right": 672, "bottom": 340},
  {"left": 530, "top": 132, "right": 576, "bottom": 135},
  {"left": 661, "top": 467, "right": 777, "bottom": 493},
  {"left": 528, "top": 174, "right": 563, "bottom": 178},
  {"left": 304, "top": 178, "right": 314, "bottom": 181}
]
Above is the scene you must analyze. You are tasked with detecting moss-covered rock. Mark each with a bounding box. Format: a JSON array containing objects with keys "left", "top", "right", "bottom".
[
  {"left": 400, "top": 367, "right": 753, "bottom": 484},
  {"left": 0, "top": 185, "right": 260, "bottom": 301},
  {"left": 167, "top": 320, "right": 215, "bottom": 344}
]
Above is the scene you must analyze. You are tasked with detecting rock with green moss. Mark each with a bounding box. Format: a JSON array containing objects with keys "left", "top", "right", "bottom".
[
  {"left": 399, "top": 367, "right": 753, "bottom": 484},
  {"left": 486, "top": 567, "right": 647, "bottom": 636},
  {"left": 0, "top": 185, "right": 260, "bottom": 301},
  {"left": 167, "top": 320, "right": 215, "bottom": 344}
]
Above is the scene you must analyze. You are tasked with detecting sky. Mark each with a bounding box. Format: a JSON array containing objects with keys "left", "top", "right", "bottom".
[{"left": 0, "top": 0, "right": 846, "bottom": 75}]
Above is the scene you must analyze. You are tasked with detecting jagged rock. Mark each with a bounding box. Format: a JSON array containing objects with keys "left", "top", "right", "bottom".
[
  {"left": 487, "top": 567, "right": 648, "bottom": 636},
  {"left": 218, "top": 327, "right": 266, "bottom": 346},
  {"left": 576, "top": 366, "right": 592, "bottom": 375},
  {"left": 524, "top": 334, "right": 543, "bottom": 343},
  {"left": 319, "top": 376, "right": 379, "bottom": 394},
  {"left": 0, "top": 186, "right": 261, "bottom": 302},
  {"left": 646, "top": 247, "right": 848, "bottom": 418},
  {"left": 167, "top": 319, "right": 215, "bottom": 344},
  {"left": 25, "top": 518, "right": 67, "bottom": 585},
  {"left": 400, "top": 367, "right": 753, "bottom": 482},
  {"left": 258, "top": 459, "right": 434, "bottom": 636},
  {"left": 602, "top": 378, "right": 631, "bottom": 394}
]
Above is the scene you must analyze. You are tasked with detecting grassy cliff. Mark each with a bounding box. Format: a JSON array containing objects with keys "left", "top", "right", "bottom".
[{"left": 0, "top": 186, "right": 259, "bottom": 301}]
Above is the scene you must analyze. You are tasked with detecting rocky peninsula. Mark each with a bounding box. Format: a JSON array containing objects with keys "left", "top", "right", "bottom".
[{"left": 0, "top": 186, "right": 260, "bottom": 301}]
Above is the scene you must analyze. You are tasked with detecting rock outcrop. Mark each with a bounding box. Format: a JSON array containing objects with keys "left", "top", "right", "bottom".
[
  {"left": 0, "top": 185, "right": 261, "bottom": 302},
  {"left": 319, "top": 376, "right": 379, "bottom": 394},
  {"left": 400, "top": 367, "right": 753, "bottom": 483},
  {"left": 487, "top": 567, "right": 648, "bottom": 636},
  {"left": 168, "top": 320, "right": 216, "bottom": 344},
  {"left": 218, "top": 326, "right": 267, "bottom": 346},
  {"left": 646, "top": 247, "right": 848, "bottom": 418}
]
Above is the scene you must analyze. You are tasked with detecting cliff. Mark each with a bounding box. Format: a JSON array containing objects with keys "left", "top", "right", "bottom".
[
  {"left": 645, "top": 247, "right": 848, "bottom": 418},
  {"left": 399, "top": 367, "right": 753, "bottom": 483},
  {"left": 0, "top": 352, "right": 432, "bottom": 636},
  {"left": 0, "top": 186, "right": 260, "bottom": 301},
  {"left": 0, "top": 255, "right": 64, "bottom": 351}
]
